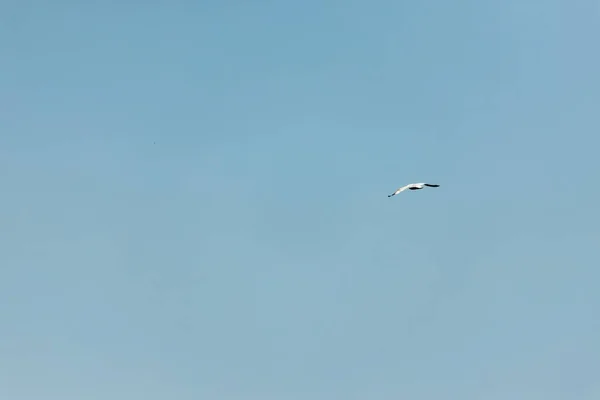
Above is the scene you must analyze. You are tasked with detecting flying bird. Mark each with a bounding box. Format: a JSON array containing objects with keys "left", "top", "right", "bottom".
[{"left": 388, "top": 182, "right": 440, "bottom": 197}]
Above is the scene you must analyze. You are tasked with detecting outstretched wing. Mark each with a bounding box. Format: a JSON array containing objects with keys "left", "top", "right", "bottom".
[
  {"left": 424, "top": 183, "right": 440, "bottom": 187},
  {"left": 388, "top": 184, "right": 409, "bottom": 197}
]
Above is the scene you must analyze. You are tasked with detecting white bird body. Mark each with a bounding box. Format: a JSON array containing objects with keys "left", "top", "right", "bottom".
[{"left": 388, "top": 182, "right": 440, "bottom": 197}]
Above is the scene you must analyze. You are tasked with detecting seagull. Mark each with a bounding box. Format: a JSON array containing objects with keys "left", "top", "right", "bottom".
[{"left": 388, "top": 182, "right": 440, "bottom": 197}]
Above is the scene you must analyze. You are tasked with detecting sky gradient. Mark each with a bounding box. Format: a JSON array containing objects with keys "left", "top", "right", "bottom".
[{"left": 1, "top": 1, "right": 599, "bottom": 399}]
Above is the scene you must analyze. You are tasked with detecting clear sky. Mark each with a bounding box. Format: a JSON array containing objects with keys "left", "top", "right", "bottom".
[{"left": 1, "top": 1, "right": 599, "bottom": 399}]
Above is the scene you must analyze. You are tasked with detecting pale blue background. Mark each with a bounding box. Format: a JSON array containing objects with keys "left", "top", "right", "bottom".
[{"left": 1, "top": 1, "right": 599, "bottom": 399}]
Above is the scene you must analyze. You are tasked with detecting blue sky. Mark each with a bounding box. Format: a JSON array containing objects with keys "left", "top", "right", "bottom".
[{"left": 1, "top": 1, "right": 599, "bottom": 399}]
